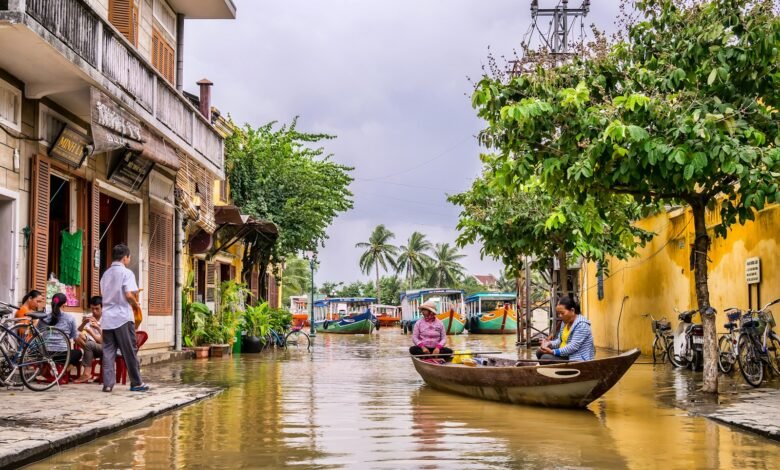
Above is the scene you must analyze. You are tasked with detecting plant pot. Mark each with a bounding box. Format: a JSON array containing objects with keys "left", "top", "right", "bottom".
[
  {"left": 209, "top": 344, "right": 231, "bottom": 357},
  {"left": 194, "top": 346, "right": 210, "bottom": 359},
  {"left": 242, "top": 335, "right": 262, "bottom": 353}
]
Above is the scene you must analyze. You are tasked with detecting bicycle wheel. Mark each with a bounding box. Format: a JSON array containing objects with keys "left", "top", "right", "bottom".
[
  {"left": 767, "top": 332, "right": 780, "bottom": 376},
  {"left": 19, "top": 329, "right": 70, "bottom": 392},
  {"left": 0, "top": 331, "right": 22, "bottom": 386},
  {"left": 718, "top": 335, "right": 735, "bottom": 374},
  {"left": 737, "top": 334, "right": 763, "bottom": 387},
  {"left": 652, "top": 336, "right": 666, "bottom": 364},
  {"left": 285, "top": 330, "right": 311, "bottom": 350}
]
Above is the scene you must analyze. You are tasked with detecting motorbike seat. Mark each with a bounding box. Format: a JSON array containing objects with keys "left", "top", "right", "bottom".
[{"left": 724, "top": 322, "right": 737, "bottom": 330}]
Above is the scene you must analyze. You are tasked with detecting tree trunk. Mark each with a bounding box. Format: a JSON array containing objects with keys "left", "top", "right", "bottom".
[
  {"left": 690, "top": 198, "right": 718, "bottom": 393},
  {"left": 559, "top": 249, "right": 569, "bottom": 297},
  {"left": 375, "top": 262, "right": 381, "bottom": 305}
]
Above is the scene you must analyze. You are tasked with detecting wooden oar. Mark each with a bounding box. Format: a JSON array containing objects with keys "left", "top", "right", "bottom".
[{"left": 413, "top": 350, "right": 504, "bottom": 358}]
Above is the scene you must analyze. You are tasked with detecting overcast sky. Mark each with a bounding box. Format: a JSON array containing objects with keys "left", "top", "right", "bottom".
[{"left": 184, "top": 0, "right": 622, "bottom": 285}]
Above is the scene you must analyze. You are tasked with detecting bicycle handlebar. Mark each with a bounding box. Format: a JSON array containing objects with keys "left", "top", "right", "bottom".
[
  {"left": 760, "top": 298, "right": 780, "bottom": 311},
  {"left": 0, "top": 301, "right": 19, "bottom": 310}
]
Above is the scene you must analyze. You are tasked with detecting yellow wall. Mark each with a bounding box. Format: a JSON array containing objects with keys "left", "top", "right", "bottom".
[{"left": 582, "top": 204, "right": 780, "bottom": 354}]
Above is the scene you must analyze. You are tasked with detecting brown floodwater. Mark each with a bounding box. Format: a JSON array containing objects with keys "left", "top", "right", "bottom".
[{"left": 28, "top": 331, "right": 780, "bottom": 469}]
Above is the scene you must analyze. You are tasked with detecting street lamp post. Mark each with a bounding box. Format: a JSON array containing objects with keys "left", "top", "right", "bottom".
[{"left": 305, "top": 251, "right": 317, "bottom": 338}]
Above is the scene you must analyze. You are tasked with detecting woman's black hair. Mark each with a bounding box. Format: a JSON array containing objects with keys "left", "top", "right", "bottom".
[
  {"left": 557, "top": 295, "right": 581, "bottom": 314},
  {"left": 21, "top": 289, "right": 42, "bottom": 305},
  {"left": 49, "top": 293, "right": 68, "bottom": 325}
]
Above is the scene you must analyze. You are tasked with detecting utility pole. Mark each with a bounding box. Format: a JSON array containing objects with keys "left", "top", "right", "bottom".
[{"left": 513, "top": 1, "right": 591, "bottom": 74}]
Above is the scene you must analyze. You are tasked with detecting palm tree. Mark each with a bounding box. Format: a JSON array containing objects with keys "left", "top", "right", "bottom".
[
  {"left": 427, "top": 243, "right": 466, "bottom": 288},
  {"left": 356, "top": 225, "right": 398, "bottom": 302},
  {"left": 496, "top": 270, "right": 516, "bottom": 293},
  {"left": 395, "top": 232, "right": 433, "bottom": 284},
  {"left": 280, "top": 258, "right": 310, "bottom": 307}
]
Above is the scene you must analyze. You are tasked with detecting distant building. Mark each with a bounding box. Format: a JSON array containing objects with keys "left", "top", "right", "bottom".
[{"left": 472, "top": 274, "right": 498, "bottom": 291}]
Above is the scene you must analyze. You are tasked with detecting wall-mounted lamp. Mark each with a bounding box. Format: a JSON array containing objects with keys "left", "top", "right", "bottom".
[
  {"left": 192, "top": 183, "right": 203, "bottom": 209},
  {"left": 13, "top": 147, "right": 20, "bottom": 173}
]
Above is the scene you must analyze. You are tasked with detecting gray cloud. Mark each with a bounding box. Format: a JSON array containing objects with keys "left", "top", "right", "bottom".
[{"left": 183, "top": 0, "right": 622, "bottom": 283}]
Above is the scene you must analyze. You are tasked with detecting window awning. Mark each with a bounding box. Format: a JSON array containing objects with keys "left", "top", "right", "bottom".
[{"left": 189, "top": 206, "right": 278, "bottom": 256}]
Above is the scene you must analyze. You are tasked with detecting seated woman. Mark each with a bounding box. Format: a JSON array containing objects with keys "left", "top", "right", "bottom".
[
  {"left": 40, "top": 293, "right": 83, "bottom": 373},
  {"left": 15, "top": 289, "right": 45, "bottom": 335},
  {"left": 409, "top": 301, "right": 453, "bottom": 361},
  {"left": 537, "top": 296, "right": 595, "bottom": 361}
]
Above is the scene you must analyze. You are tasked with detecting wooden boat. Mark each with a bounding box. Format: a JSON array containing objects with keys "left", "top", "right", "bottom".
[
  {"left": 313, "top": 297, "right": 376, "bottom": 334},
  {"left": 400, "top": 288, "right": 466, "bottom": 335},
  {"left": 412, "top": 348, "right": 640, "bottom": 408},
  {"left": 465, "top": 293, "right": 518, "bottom": 334},
  {"left": 372, "top": 304, "right": 401, "bottom": 327},
  {"left": 289, "top": 295, "right": 310, "bottom": 327}
]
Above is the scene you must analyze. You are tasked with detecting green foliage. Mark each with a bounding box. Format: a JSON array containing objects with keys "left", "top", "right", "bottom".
[
  {"left": 395, "top": 232, "right": 434, "bottom": 284},
  {"left": 363, "top": 275, "right": 403, "bottom": 305},
  {"left": 183, "top": 301, "right": 210, "bottom": 347},
  {"left": 241, "top": 302, "right": 271, "bottom": 338},
  {"left": 318, "top": 281, "right": 343, "bottom": 296},
  {"left": 226, "top": 119, "right": 354, "bottom": 256},
  {"left": 455, "top": 275, "right": 484, "bottom": 297},
  {"left": 425, "top": 243, "right": 466, "bottom": 288},
  {"left": 356, "top": 225, "right": 399, "bottom": 302},
  {"left": 280, "top": 257, "right": 311, "bottom": 308},
  {"left": 336, "top": 281, "right": 370, "bottom": 297}
]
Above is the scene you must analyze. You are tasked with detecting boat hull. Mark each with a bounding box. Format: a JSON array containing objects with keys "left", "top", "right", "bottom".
[
  {"left": 315, "top": 318, "right": 374, "bottom": 334},
  {"left": 469, "top": 312, "right": 518, "bottom": 334},
  {"left": 412, "top": 349, "right": 640, "bottom": 408},
  {"left": 438, "top": 312, "right": 466, "bottom": 335}
]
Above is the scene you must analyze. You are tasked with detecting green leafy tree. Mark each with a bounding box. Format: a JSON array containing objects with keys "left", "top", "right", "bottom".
[
  {"left": 363, "top": 275, "right": 404, "bottom": 305},
  {"left": 226, "top": 119, "right": 353, "bottom": 300},
  {"left": 356, "top": 225, "right": 399, "bottom": 303},
  {"left": 456, "top": 275, "right": 485, "bottom": 297},
  {"left": 426, "top": 243, "right": 466, "bottom": 288},
  {"left": 449, "top": 172, "right": 650, "bottom": 295},
  {"left": 395, "top": 232, "right": 434, "bottom": 284},
  {"left": 336, "top": 281, "right": 369, "bottom": 297},
  {"left": 318, "top": 282, "right": 342, "bottom": 296},
  {"left": 280, "top": 257, "right": 311, "bottom": 308},
  {"left": 471, "top": 0, "right": 780, "bottom": 392}
]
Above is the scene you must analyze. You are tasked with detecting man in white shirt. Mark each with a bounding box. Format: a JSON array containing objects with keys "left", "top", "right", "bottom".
[{"left": 100, "top": 244, "right": 149, "bottom": 392}]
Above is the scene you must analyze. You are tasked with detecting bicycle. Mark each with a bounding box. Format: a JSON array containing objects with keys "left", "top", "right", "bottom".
[
  {"left": 0, "top": 301, "right": 72, "bottom": 391},
  {"left": 717, "top": 307, "right": 743, "bottom": 374},
  {"left": 265, "top": 325, "right": 311, "bottom": 351},
  {"left": 642, "top": 313, "right": 673, "bottom": 364},
  {"left": 737, "top": 299, "right": 780, "bottom": 387}
]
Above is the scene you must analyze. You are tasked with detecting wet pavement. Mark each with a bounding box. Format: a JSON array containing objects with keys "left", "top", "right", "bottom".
[{"left": 25, "top": 330, "right": 780, "bottom": 469}]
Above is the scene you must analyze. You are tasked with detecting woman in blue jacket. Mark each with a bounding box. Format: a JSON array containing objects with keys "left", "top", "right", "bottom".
[{"left": 537, "top": 296, "right": 595, "bottom": 361}]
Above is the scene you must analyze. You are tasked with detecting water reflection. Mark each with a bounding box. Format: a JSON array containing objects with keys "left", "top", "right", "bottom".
[{"left": 29, "top": 331, "right": 780, "bottom": 469}]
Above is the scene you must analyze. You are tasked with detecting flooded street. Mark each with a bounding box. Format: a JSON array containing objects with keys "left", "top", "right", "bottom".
[{"left": 31, "top": 331, "right": 780, "bottom": 469}]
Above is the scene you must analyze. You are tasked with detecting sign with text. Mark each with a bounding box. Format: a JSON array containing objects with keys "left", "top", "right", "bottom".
[
  {"left": 746, "top": 257, "right": 761, "bottom": 285},
  {"left": 49, "top": 126, "right": 90, "bottom": 168}
]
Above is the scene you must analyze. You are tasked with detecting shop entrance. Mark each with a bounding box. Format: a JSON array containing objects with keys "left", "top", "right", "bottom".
[{"left": 98, "top": 192, "right": 129, "bottom": 278}]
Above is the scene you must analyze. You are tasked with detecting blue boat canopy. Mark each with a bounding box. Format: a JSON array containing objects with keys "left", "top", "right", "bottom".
[
  {"left": 400, "top": 288, "right": 465, "bottom": 302},
  {"left": 465, "top": 292, "right": 517, "bottom": 303},
  {"left": 313, "top": 297, "right": 377, "bottom": 307}
]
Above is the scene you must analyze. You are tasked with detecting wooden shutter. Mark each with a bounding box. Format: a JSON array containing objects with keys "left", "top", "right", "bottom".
[
  {"left": 29, "top": 155, "right": 51, "bottom": 294},
  {"left": 267, "top": 274, "right": 279, "bottom": 309},
  {"left": 90, "top": 183, "right": 101, "bottom": 297},
  {"left": 229, "top": 265, "right": 236, "bottom": 282},
  {"left": 109, "top": 0, "right": 138, "bottom": 46},
  {"left": 205, "top": 262, "right": 216, "bottom": 303},
  {"left": 152, "top": 28, "right": 176, "bottom": 85},
  {"left": 148, "top": 209, "right": 173, "bottom": 315},
  {"left": 250, "top": 270, "right": 259, "bottom": 306}
]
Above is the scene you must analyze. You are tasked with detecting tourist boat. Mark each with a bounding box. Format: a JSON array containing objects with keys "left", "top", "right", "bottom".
[
  {"left": 372, "top": 304, "right": 401, "bottom": 327},
  {"left": 313, "top": 297, "right": 377, "bottom": 334},
  {"left": 400, "top": 288, "right": 466, "bottom": 335},
  {"left": 411, "top": 349, "right": 640, "bottom": 408},
  {"left": 289, "top": 295, "right": 309, "bottom": 327},
  {"left": 465, "top": 293, "right": 518, "bottom": 334}
]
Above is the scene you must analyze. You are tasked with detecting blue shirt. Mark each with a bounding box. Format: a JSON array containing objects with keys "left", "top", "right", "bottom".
[
  {"left": 41, "top": 313, "right": 78, "bottom": 352},
  {"left": 549, "top": 314, "right": 596, "bottom": 361}
]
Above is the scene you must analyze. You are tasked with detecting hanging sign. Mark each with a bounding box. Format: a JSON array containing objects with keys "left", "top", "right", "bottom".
[
  {"left": 90, "top": 88, "right": 180, "bottom": 169},
  {"left": 107, "top": 151, "right": 155, "bottom": 192},
  {"left": 745, "top": 257, "right": 761, "bottom": 285},
  {"left": 49, "top": 126, "right": 91, "bottom": 168}
]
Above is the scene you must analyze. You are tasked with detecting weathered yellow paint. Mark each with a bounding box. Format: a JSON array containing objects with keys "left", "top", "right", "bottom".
[{"left": 582, "top": 204, "right": 779, "bottom": 355}]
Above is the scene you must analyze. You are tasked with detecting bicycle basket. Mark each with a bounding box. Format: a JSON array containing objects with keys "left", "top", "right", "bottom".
[
  {"left": 726, "top": 311, "right": 741, "bottom": 322},
  {"left": 741, "top": 313, "right": 760, "bottom": 334},
  {"left": 651, "top": 320, "right": 671, "bottom": 333}
]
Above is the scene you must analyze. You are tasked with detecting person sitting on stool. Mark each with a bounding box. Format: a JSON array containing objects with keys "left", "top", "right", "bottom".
[
  {"left": 537, "top": 295, "right": 595, "bottom": 361},
  {"left": 409, "top": 301, "right": 453, "bottom": 361}
]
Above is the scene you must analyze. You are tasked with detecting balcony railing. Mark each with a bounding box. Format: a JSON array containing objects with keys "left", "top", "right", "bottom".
[{"left": 13, "top": 0, "right": 223, "bottom": 171}]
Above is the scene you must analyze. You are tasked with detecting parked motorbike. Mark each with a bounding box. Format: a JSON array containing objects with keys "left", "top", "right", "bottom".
[{"left": 668, "top": 309, "right": 704, "bottom": 371}]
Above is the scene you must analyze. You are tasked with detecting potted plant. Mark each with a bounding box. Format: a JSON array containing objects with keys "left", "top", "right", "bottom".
[
  {"left": 209, "top": 280, "right": 248, "bottom": 357},
  {"left": 241, "top": 302, "right": 272, "bottom": 353},
  {"left": 183, "top": 301, "right": 211, "bottom": 359}
]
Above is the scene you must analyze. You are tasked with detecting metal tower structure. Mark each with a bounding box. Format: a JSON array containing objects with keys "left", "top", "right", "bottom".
[{"left": 511, "top": 0, "right": 591, "bottom": 74}]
